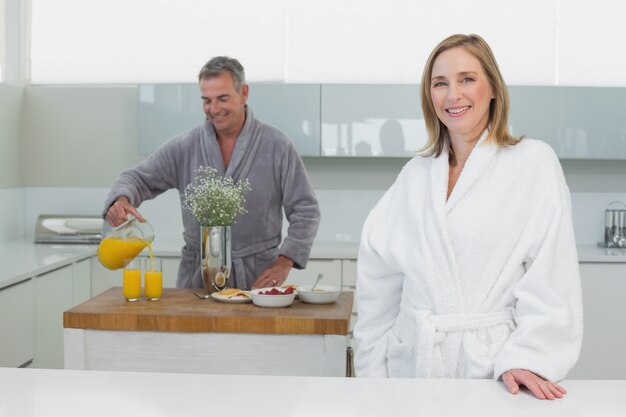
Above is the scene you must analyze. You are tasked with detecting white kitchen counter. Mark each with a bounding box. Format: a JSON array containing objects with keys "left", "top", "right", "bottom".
[
  {"left": 0, "top": 240, "right": 95, "bottom": 289},
  {"left": 0, "top": 367, "right": 624, "bottom": 417},
  {"left": 577, "top": 244, "right": 626, "bottom": 263},
  {"left": 1, "top": 238, "right": 624, "bottom": 290}
]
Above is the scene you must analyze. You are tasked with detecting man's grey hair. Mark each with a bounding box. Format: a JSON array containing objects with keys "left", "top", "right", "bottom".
[{"left": 198, "top": 56, "right": 246, "bottom": 92}]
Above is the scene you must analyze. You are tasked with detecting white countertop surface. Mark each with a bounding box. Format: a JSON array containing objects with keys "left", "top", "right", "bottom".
[
  {"left": 576, "top": 244, "right": 626, "bottom": 263},
  {"left": 0, "top": 240, "right": 96, "bottom": 288},
  {"left": 0, "top": 367, "right": 624, "bottom": 417},
  {"left": 1, "top": 238, "right": 624, "bottom": 290}
]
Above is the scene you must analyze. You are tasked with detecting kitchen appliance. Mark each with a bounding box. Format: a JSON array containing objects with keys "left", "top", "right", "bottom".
[
  {"left": 34, "top": 215, "right": 104, "bottom": 244},
  {"left": 603, "top": 202, "right": 626, "bottom": 248}
]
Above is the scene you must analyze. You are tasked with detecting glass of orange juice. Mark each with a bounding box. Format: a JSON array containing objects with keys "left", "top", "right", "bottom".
[
  {"left": 145, "top": 258, "right": 163, "bottom": 301},
  {"left": 123, "top": 259, "right": 142, "bottom": 302}
]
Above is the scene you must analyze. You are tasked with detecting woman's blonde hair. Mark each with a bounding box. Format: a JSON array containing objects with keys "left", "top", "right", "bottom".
[{"left": 419, "top": 34, "right": 522, "bottom": 158}]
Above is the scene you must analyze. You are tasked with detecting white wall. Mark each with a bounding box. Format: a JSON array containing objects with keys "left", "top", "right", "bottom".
[
  {"left": 0, "top": 188, "right": 24, "bottom": 241},
  {"left": 0, "top": 0, "right": 25, "bottom": 241},
  {"left": 28, "top": 0, "right": 626, "bottom": 87},
  {"left": 0, "top": 84, "right": 22, "bottom": 189}
]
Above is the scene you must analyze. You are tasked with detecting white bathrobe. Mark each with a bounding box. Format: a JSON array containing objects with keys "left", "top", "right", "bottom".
[{"left": 353, "top": 132, "right": 583, "bottom": 381}]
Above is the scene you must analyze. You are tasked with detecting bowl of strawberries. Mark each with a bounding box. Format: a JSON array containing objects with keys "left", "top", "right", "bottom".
[{"left": 251, "top": 286, "right": 297, "bottom": 308}]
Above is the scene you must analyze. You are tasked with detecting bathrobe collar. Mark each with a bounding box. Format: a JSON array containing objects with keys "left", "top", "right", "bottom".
[
  {"left": 439, "top": 130, "right": 499, "bottom": 214},
  {"left": 422, "top": 129, "right": 498, "bottom": 312},
  {"left": 202, "top": 105, "right": 258, "bottom": 180}
]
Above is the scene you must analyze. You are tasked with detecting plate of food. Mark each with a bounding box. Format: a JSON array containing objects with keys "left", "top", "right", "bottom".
[{"left": 210, "top": 288, "right": 252, "bottom": 304}]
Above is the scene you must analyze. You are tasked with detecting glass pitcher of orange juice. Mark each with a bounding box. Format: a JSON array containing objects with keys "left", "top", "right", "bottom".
[{"left": 97, "top": 215, "right": 154, "bottom": 270}]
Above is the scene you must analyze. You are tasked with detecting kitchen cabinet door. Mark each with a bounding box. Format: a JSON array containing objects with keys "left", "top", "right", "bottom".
[
  {"left": 34, "top": 265, "right": 74, "bottom": 369},
  {"left": 72, "top": 259, "right": 91, "bottom": 305},
  {"left": 569, "top": 262, "right": 626, "bottom": 379},
  {"left": 139, "top": 83, "right": 321, "bottom": 157},
  {"left": 91, "top": 257, "right": 118, "bottom": 297},
  {"left": 0, "top": 280, "right": 35, "bottom": 367},
  {"left": 321, "top": 84, "right": 424, "bottom": 157},
  {"left": 285, "top": 259, "right": 342, "bottom": 288}
]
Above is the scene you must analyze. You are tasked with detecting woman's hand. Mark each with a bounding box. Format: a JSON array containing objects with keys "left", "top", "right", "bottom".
[{"left": 502, "top": 369, "right": 567, "bottom": 400}]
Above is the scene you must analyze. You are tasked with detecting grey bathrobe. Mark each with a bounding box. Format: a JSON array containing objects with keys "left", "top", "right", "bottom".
[{"left": 103, "top": 106, "right": 320, "bottom": 289}]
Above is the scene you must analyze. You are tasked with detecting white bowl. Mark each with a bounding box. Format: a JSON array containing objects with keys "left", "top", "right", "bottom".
[
  {"left": 251, "top": 287, "right": 296, "bottom": 308},
  {"left": 298, "top": 285, "right": 341, "bottom": 304}
]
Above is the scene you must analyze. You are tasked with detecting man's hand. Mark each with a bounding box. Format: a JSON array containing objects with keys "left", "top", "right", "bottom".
[
  {"left": 105, "top": 196, "right": 145, "bottom": 227},
  {"left": 252, "top": 256, "right": 294, "bottom": 289},
  {"left": 502, "top": 369, "right": 567, "bottom": 400}
]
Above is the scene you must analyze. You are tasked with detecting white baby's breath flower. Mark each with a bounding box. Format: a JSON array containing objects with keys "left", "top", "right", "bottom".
[{"left": 183, "top": 166, "right": 251, "bottom": 226}]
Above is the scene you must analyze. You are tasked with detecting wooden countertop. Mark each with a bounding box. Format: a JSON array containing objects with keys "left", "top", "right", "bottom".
[{"left": 64, "top": 288, "right": 353, "bottom": 335}]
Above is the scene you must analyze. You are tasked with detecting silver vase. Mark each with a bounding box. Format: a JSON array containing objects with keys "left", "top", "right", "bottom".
[{"left": 200, "top": 225, "right": 232, "bottom": 292}]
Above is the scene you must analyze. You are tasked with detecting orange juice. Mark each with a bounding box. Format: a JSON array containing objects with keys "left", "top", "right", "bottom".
[
  {"left": 98, "top": 237, "right": 147, "bottom": 270},
  {"left": 145, "top": 251, "right": 161, "bottom": 300},
  {"left": 146, "top": 241, "right": 154, "bottom": 270},
  {"left": 123, "top": 268, "right": 141, "bottom": 301},
  {"left": 145, "top": 270, "right": 163, "bottom": 300}
]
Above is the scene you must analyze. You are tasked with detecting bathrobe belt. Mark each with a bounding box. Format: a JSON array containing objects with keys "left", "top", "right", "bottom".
[
  {"left": 402, "top": 307, "right": 515, "bottom": 377},
  {"left": 231, "top": 236, "right": 281, "bottom": 289}
]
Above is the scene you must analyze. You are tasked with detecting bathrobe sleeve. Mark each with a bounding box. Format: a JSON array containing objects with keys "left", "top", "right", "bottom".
[
  {"left": 102, "top": 134, "right": 184, "bottom": 214},
  {"left": 276, "top": 141, "right": 320, "bottom": 269},
  {"left": 493, "top": 148, "right": 583, "bottom": 382},
  {"left": 353, "top": 178, "right": 406, "bottom": 377}
]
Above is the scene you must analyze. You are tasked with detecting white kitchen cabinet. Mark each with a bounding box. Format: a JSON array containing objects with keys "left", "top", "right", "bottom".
[
  {"left": 0, "top": 279, "right": 35, "bottom": 368},
  {"left": 321, "top": 85, "right": 424, "bottom": 157},
  {"left": 33, "top": 265, "right": 74, "bottom": 369},
  {"left": 569, "top": 262, "right": 626, "bottom": 380},
  {"left": 72, "top": 258, "right": 91, "bottom": 305},
  {"left": 91, "top": 256, "right": 118, "bottom": 296},
  {"left": 285, "top": 259, "right": 342, "bottom": 288},
  {"left": 139, "top": 84, "right": 321, "bottom": 157}
]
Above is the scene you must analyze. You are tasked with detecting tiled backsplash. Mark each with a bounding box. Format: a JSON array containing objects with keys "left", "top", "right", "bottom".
[{"left": 6, "top": 187, "right": 624, "bottom": 248}]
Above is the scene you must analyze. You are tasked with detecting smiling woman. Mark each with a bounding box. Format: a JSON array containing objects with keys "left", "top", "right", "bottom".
[{"left": 353, "top": 33, "right": 583, "bottom": 401}]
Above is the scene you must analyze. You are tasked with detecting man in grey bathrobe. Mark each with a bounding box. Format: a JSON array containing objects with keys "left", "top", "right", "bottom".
[{"left": 103, "top": 56, "right": 320, "bottom": 290}]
